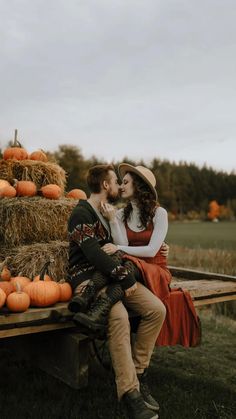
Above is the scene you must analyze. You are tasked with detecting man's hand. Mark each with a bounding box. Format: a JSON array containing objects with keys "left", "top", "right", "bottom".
[
  {"left": 125, "top": 282, "right": 137, "bottom": 297},
  {"left": 100, "top": 202, "right": 116, "bottom": 222},
  {"left": 160, "top": 242, "right": 170, "bottom": 257},
  {"left": 101, "top": 243, "right": 118, "bottom": 255}
]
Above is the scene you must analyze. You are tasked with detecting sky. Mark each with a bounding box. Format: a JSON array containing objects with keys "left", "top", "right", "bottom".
[{"left": 0, "top": 0, "right": 236, "bottom": 173}]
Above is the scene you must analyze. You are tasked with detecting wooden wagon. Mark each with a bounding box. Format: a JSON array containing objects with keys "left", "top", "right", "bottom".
[{"left": 1, "top": 266, "right": 235, "bottom": 389}]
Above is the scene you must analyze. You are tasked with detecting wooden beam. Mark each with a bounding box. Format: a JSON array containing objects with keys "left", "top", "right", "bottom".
[
  {"left": 169, "top": 266, "right": 236, "bottom": 282},
  {"left": 0, "top": 322, "right": 75, "bottom": 339},
  {"left": 194, "top": 294, "right": 236, "bottom": 307}
]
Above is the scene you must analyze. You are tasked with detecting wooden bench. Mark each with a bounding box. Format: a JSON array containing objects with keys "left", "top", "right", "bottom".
[{"left": 1, "top": 267, "right": 236, "bottom": 389}]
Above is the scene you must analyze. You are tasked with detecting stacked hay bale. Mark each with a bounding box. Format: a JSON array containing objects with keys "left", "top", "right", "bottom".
[{"left": 0, "top": 132, "right": 80, "bottom": 280}]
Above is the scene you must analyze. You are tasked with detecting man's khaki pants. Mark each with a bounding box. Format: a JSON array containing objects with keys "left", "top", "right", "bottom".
[{"left": 107, "top": 282, "right": 166, "bottom": 400}]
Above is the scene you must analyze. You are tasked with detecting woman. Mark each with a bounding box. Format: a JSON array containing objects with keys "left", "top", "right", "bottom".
[
  {"left": 101, "top": 164, "right": 171, "bottom": 305},
  {"left": 102, "top": 163, "right": 201, "bottom": 348}
]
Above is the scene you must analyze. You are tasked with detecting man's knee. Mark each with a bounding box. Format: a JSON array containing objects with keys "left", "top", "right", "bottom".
[
  {"left": 109, "top": 301, "right": 129, "bottom": 324},
  {"left": 152, "top": 300, "right": 166, "bottom": 323}
]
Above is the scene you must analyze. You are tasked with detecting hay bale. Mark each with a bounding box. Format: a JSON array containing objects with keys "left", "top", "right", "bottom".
[
  {"left": 0, "top": 159, "right": 66, "bottom": 191},
  {"left": 2, "top": 241, "right": 69, "bottom": 280},
  {"left": 0, "top": 197, "right": 77, "bottom": 246}
]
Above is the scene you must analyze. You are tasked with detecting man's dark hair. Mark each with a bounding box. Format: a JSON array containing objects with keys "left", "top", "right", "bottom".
[{"left": 87, "top": 164, "right": 115, "bottom": 193}]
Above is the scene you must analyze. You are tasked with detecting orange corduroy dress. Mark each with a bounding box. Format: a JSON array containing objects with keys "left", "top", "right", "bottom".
[{"left": 123, "top": 223, "right": 201, "bottom": 347}]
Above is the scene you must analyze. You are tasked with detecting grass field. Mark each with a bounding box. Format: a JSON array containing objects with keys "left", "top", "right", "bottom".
[
  {"left": 0, "top": 312, "right": 235, "bottom": 419},
  {"left": 166, "top": 221, "right": 236, "bottom": 250},
  {"left": 166, "top": 221, "right": 236, "bottom": 276}
]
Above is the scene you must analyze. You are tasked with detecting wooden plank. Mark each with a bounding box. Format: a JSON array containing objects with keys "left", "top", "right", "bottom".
[
  {"left": 0, "top": 321, "right": 75, "bottom": 338},
  {"left": 171, "top": 279, "right": 236, "bottom": 298},
  {"left": 7, "top": 330, "right": 90, "bottom": 389},
  {"left": 194, "top": 295, "right": 236, "bottom": 307},
  {"left": 0, "top": 302, "right": 71, "bottom": 326},
  {"left": 169, "top": 266, "right": 236, "bottom": 282}
]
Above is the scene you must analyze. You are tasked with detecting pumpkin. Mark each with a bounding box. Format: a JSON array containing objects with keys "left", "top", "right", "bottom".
[
  {"left": 41, "top": 184, "right": 62, "bottom": 200},
  {"left": 14, "top": 180, "right": 37, "bottom": 197},
  {"left": 3, "top": 129, "right": 28, "bottom": 160},
  {"left": 0, "top": 288, "right": 6, "bottom": 308},
  {"left": 10, "top": 275, "right": 31, "bottom": 290},
  {"left": 58, "top": 280, "right": 72, "bottom": 302},
  {"left": 33, "top": 273, "right": 51, "bottom": 282},
  {"left": 24, "top": 261, "right": 60, "bottom": 307},
  {"left": 6, "top": 283, "right": 30, "bottom": 312},
  {"left": 0, "top": 180, "right": 10, "bottom": 189},
  {"left": 0, "top": 185, "right": 17, "bottom": 198},
  {"left": 66, "top": 189, "right": 87, "bottom": 200},
  {"left": 29, "top": 149, "right": 48, "bottom": 162},
  {"left": 0, "top": 258, "right": 11, "bottom": 281},
  {"left": 0, "top": 281, "right": 14, "bottom": 296}
]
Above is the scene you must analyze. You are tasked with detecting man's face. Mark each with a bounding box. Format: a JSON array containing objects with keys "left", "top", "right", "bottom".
[{"left": 106, "top": 170, "right": 120, "bottom": 203}]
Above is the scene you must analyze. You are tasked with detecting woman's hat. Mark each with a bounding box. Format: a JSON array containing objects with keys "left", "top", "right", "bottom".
[{"left": 118, "top": 163, "right": 158, "bottom": 200}]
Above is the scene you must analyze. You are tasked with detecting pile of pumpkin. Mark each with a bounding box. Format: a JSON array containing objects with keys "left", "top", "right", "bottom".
[
  {"left": 0, "top": 260, "right": 72, "bottom": 313},
  {"left": 0, "top": 130, "right": 87, "bottom": 200}
]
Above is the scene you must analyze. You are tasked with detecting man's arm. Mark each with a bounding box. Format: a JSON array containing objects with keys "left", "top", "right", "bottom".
[{"left": 68, "top": 208, "right": 135, "bottom": 290}]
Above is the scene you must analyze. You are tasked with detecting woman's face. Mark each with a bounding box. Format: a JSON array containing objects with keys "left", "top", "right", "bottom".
[{"left": 120, "top": 173, "right": 135, "bottom": 199}]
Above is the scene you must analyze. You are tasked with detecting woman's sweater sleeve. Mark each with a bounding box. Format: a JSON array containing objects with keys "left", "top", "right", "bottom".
[
  {"left": 109, "top": 209, "right": 129, "bottom": 245},
  {"left": 116, "top": 207, "right": 168, "bottom": 257}
]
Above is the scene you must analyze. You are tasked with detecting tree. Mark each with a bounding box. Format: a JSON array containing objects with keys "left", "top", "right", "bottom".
[{"left": 208, "top": 200, "right": 220, "bottom": 221}]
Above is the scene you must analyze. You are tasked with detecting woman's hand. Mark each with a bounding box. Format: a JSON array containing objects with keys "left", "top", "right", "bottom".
[
  {"left": 125, "top": 282, "right": 137, "bottom": 297},
  {"left": 100, "top": 202, "right": 116, "bottom": 222},
  {"left": 160, "top": 242, "right": 170, "bottom": 257},
  {"left": 101, "top": 243, "right": 118, "bottom": 255}
]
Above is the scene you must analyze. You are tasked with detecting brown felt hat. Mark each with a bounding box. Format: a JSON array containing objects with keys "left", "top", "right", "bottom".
[{"left": 118, "top": 163, "right": 158, "bottom": 200}]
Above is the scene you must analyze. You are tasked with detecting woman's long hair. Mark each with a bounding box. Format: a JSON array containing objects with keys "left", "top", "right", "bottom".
[{"left": 123, "top": 172, "right": 158, "bottom": 228}]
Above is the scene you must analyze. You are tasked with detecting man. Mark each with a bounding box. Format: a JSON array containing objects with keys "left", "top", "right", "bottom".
[{"left": 67, "top": 164, "right": 166, "bottom": 419}]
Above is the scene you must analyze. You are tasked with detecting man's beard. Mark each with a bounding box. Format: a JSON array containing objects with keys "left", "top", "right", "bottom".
[{"left": 107, "top": 190, "right": 120, "bottom": 204}]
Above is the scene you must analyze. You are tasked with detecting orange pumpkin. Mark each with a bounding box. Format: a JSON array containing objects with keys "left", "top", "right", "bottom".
[
  {"left": 29, "top": 150, "right": 48, "bottom": 162},
  {"left": 58, "top": 280, "right": 72, "bottom": 302},
  {"left": 0, "top": 264, "right": 11, "bottom": 281},
  {"left": 24, "top": 261, "right": 60, "bottom": 307},
  {"left": 15, "top": 180, "right": 37, "bottom": 197},
  {"left": 11, "top": 275, "right": 31, "bottom": 290},
  {"left": 6, "top": 283, "right": 30, "bottom": 312},
  {"left": 0, "top": 281, "right": 14, "bottom": 296},
  {"left": 0, "top": 185, "right": 17, "bottom": 198},
  {"left": 0, "top": 288, "right": 6, "bottom": 308},
  {"left": 66, "top": 189, "right": 87, "bottom": 200},
  {"left": 0, "top": 180, "right": 10, "bottom": 189},
  {"left": 3, "top": 130, "right": 28, "bottom": 161},
  {"left": 41, "top": 184, "right": 62, "bottom": 199}
]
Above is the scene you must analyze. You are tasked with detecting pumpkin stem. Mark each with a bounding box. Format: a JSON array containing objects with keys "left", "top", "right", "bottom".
[
  {"left": 39, "top": 260, "right": 53, "bottom": 281},
  {"left": 13, "top": 129, "right": 23, "bottom": 148},
  {"left": 22, "top": 167, "right": 29, "bottom": 181},
  {"left": 15, "top": 281, "right": 22, "bottom": 293},
  {"left": 14, "top": 129, "right": 18, "bottom": 145}
]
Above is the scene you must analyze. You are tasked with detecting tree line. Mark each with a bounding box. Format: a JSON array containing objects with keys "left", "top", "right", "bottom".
[
  {"left": 1, "top": 144, "right": 236, "bottom": 219},
  {"left": 51, "top": 145, "right": 236, "bottom": 220}
]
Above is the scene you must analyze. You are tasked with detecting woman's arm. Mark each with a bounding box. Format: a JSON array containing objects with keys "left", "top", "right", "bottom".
[
  {"left": 100, "top": 203, "right": 129, "bottom": 245},
  {"left": 109, "top": 210, "right": 129, "bottom": 245},
  {"left": 117, "top": 207, "right": 168, "bottom": 258}
]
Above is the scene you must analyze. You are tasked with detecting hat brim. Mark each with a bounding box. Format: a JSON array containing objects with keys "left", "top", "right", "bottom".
[{"left": 118, "top": 163, "right": 158, "bottom": 200}]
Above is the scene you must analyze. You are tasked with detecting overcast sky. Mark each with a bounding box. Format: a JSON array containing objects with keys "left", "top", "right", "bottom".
[{"left": 1, "top": 0, "right": 236, "bottom": 173}]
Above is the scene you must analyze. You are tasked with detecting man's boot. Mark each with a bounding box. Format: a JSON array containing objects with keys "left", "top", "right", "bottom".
[
  {"left": 137, "top": 370, "right": 159, "bottom": 412},
  {"left": 122, "top": 389, "right": 158, "bottom": 419},
  {"left": 68, "top": 270, "right": 109, "bottom": 313},
  {"left": 73, "top": 283, "right": 123, "bottom": 332},
  {"left": 68, "top": 281, "right": 99, "bottom": 313}
]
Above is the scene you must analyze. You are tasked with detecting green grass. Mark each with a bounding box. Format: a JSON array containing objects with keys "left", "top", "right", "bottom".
[
  {"left": 166, "top": 221, "right": 236, "bottom": 250},
  {"left": 0, "top": 312, "right": 235, "bottom": 419}
]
